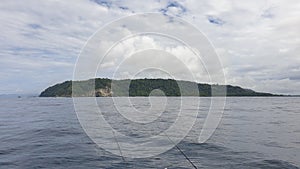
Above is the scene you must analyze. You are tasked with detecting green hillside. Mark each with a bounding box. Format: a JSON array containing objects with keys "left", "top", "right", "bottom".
[{"left": 39, "top": 78, "right": 278, "bottom": 97}]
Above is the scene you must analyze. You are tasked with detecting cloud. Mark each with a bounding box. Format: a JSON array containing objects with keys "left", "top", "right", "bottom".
[
  {"left": 1, "top": 0, "right": 300, "bottom": 94},
  {"left": 95, "top": 34, "right": 208, "bottom": 82},
  {"left": 0, "top": 0, "right": 124, "bottom": 94}
]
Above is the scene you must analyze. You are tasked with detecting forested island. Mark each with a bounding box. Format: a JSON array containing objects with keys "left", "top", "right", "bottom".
[{"left": 39, "top": 78, "right": 280, "bottom": 97}]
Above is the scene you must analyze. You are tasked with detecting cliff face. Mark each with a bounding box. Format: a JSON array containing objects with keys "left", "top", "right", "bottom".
[
  {"left": 95, "top": 87, "right": 112, "bottom": 97},
  {"left": 39, "top": 78, "right": 278, "bottom": 97}
]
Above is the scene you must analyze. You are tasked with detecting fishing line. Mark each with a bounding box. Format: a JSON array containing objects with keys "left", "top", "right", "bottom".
[
  {"left": 112, "top": 130, "right": 125, "bottom": 162},
  {"left": 163, "top": 132, "right": 198, "bottom": 169},
  {"left": 110, "top": 99, "right": 197, "bottom": 168}
]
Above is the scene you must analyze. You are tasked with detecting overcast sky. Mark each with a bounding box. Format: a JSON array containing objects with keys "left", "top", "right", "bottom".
[{"left": 0, "top": 0, "right": 300, "bottom": 95}]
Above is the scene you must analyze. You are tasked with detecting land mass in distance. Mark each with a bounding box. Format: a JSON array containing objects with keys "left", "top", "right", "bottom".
[{"left": 39, "top": 78, "right": 282, "bottom": 97}]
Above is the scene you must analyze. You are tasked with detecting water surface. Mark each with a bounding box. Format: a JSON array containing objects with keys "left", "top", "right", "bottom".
[{"left": 0, "top": 97, "right": 299, "bottom": 168}]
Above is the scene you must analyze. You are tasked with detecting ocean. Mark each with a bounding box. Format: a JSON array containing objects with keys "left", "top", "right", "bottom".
[{"left": 0, "top": 97, "right": 299, "bottom": 168}]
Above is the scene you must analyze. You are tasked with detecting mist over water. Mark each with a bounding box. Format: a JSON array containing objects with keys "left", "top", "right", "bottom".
[{"left": 0, "top": 97, "right": 299, "bottom": 168}]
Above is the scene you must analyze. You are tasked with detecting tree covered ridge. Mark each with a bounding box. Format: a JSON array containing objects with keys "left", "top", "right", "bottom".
[{"left": 39, "top": 78, "right": 278, "bottom": 97}]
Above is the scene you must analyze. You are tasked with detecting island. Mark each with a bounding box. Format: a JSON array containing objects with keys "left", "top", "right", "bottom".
[{"left": 39, "top": 78, "right": 281, "bottom": 97}]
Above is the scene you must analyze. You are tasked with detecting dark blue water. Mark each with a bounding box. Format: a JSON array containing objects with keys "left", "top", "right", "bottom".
[{"left": 0, "top": 97, "right": 299, "bottom": 168}]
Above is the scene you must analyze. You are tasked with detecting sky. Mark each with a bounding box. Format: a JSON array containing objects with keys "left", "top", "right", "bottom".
[{"left": 0, "top": 0, "right": 300, "bottom": 95}]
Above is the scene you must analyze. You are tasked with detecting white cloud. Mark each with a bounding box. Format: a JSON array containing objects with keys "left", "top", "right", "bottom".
[{"left": 1, "top": 0, "right": 300, "bottom": 94}]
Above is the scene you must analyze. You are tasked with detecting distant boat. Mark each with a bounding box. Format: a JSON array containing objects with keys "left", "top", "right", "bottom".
[{"left": 18, "top": 96, "right": 21, "bottom": 98}]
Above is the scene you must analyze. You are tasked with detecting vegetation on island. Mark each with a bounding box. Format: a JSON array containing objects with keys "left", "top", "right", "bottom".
[{"left": 39, "top": 78, "right": 278, "bottom": 97}]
